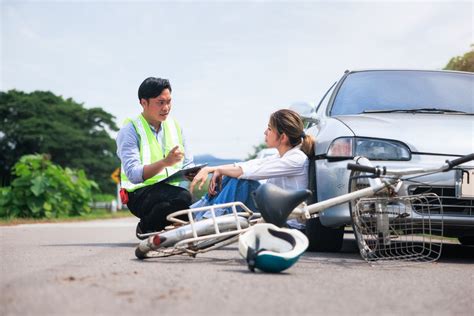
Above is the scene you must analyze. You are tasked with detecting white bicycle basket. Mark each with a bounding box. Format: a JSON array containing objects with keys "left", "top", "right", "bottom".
[{"left": 352, "top": 193, "right": 443, "bottom": 264}]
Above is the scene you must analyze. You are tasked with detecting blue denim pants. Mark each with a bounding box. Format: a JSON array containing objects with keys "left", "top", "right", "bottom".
[{"left": 192, "top": 177, "right": 261, "bottom": 221}]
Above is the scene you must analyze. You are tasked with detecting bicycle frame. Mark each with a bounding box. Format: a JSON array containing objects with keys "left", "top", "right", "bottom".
[
  {"left": 136, "top": 157, "right": 390, "bottom": 257},
  {"left": 135, "top": 202, "right": 255, "bottom": 258},
  {"left": 135, "top": 153, "right": 474, "bottom": 259}
]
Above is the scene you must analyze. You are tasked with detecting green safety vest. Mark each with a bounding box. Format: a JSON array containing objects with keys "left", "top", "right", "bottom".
[{"left": 120, "top": 114, "right": 184, "bottom": 192}]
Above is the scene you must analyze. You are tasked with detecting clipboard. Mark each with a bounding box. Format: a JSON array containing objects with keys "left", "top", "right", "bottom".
[{"left": 161, "top": 163, "right": 208, "bottom": 183}]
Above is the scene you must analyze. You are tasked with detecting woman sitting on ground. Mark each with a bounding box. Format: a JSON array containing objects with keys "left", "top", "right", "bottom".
[{"left": 189, "top": 109, "right": 315, "bottom": 228}]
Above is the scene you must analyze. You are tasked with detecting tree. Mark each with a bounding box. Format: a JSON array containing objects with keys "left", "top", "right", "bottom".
[
  {"left": 0, "top": 90, "right": 119, "bottom": 193},
  {"left": 444, "top": 44, "right": 474, "bottom": 72}
]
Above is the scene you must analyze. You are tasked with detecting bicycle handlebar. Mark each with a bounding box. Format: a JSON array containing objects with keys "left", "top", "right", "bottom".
[
  {"left": 346, "top": 163, "right": 382, "bottom": 175},
  {"left": 347, "top": 153, "right": 474, "bottom": 175},
  {"left": 446, "top": 153, "right": 474, "bottom": 169}
]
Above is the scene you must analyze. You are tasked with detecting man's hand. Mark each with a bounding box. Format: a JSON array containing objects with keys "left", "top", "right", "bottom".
[
  {"left": 142, "top": 146, "right": 184, "bottom": 181},
  {"left": 163, "top": 146, "right": 184, "bottom": 167}
]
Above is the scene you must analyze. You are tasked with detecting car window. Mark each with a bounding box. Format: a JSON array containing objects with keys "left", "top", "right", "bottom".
[
  {"left": 315, "top": 81, "right": 337, "bottom": 113},
  {"left": 330, "top": 71, "right": 474, "bottom": 116}
]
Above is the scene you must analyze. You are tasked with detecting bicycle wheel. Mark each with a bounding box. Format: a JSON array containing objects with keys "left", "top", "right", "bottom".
[
  {"left": 350, "top": 172, "right": 444, "bottom": 264},
  {"left": 135, "top": 232, "right": 241, "bottom": 259},
  {"left": 135, "top": 243, "right": 187, "bottom": 259},
  {"left": 348, "top": 171, "right": 390, "bottom": 260},
  {"left": 349, "top": 171, "right": 371, "bottom": 256},
  {"left": 135, "top": 214, "right": 250, "bottom": 259}
]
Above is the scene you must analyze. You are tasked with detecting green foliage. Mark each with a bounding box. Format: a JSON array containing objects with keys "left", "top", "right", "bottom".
[
  {"left": 92, "top": 193, "right": 116, "bottom": 202},
  {"left": 0, "top": 90, "right": 119, "bottom": 193},
  {"left": 444, "top": 44, "right": 474, "bottom": 72},
  {"left": 0, "top": 154, "right": 98, "bottom": 218},
  {"left": 245, "top": 142, "right": 268, "bottom": 161}
]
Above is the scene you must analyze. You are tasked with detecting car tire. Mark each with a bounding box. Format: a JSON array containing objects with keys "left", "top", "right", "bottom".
[
  {"left": 458, "top": 236, "right": 474, "bottom": 246},
  {"left": 305, "top": 217, "right": 344, "bottom": 252}
]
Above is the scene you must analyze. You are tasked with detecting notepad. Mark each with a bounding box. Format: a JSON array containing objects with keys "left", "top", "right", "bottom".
[{"left": 161, "top": 163, "right": 208, "bottom": 183}]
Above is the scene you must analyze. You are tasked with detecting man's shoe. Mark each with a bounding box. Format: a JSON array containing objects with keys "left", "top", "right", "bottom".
[{"left": 136, "top": 222, "right": 147, "bottom": 240}]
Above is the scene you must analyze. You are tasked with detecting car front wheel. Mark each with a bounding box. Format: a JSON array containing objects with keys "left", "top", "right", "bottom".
[
  {"left": 305, "top": 217, "right": 344, "bottom": 252},
  {"left": 458, "top": 236, "right": 474, "bottom": 246}
]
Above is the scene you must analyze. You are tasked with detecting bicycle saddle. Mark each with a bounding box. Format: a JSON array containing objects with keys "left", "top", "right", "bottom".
[{"left": 253, "top": 183, "right": 312, "bottom": 227}]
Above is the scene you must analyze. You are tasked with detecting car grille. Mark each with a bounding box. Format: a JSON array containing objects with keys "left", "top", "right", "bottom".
[{"left": 409, "top": 186, "right": 474, "bottom": 216}]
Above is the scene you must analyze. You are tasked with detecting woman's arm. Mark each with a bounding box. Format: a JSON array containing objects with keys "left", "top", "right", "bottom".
[{"left": 214, "top": 164, "right": 243, "bottom": 178}]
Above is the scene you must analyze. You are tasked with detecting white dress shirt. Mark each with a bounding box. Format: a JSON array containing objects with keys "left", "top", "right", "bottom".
[{"left": 235, "top": 145, "right": 309, "bottom": 191}]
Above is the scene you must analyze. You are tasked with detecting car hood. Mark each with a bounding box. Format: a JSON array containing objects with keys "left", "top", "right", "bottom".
[{"left": 335, "top": 113, "right": 474, "bottom": 155}]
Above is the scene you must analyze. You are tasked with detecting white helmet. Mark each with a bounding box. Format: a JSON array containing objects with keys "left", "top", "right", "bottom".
[{"left": 238, "top": 223, "right": 309, "bottom": 273}]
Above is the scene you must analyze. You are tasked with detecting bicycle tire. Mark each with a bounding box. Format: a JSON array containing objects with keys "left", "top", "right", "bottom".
[
  {"left": 348, "top": 170, "right": 382, "bottom": 258},
  {"left": 135, "top": 234, "right": 239, "bottom": 259},
  {"left": 135, "top": 215, "right": 250, "bottom": 259}
]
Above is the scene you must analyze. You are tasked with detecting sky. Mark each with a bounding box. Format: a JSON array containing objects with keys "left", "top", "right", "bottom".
[{"left": 1, "top": 0, "right": 472, "bottom": 159}]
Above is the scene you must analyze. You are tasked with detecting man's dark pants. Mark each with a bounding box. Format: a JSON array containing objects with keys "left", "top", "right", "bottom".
[{"left": 126, "top": 182, "right": 192, "bottom": 232}]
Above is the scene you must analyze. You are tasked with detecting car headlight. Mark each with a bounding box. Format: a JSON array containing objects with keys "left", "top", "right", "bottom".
[{"left": 327, "top": 137, "right": 411, "bottom": 161}]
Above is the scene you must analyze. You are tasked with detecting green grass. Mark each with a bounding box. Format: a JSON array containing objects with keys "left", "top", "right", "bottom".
[{"left": 0, "top": 209, "right": 133, "bottom": 226}]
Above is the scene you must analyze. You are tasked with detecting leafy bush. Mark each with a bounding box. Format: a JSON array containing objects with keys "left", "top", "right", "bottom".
[
  {"left": 190, "top": 178, "right": 210, "bottom": 202},
  {"left": 92, "top": 193, "right": 115, "bottom": 202},
  {"left": 0, "top": 154, "right": 98, "bottom": 218}
]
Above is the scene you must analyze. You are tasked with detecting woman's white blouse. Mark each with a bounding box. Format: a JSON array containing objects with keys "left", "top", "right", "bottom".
[{"left": 235, "top": 145, "right": 309, "bottom": 191}]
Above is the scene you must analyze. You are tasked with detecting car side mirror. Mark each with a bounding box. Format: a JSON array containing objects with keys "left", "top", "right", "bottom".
[
  {"left": 289, "top": 102, "right": 319, "bottom": 125},
  {"left": 300, "top": 113, "right": 319, "bottom": 124}
]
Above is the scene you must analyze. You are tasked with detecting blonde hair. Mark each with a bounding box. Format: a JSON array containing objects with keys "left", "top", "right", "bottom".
[{"left": 269, "top": 109, "right": 315, "bottom": 158}]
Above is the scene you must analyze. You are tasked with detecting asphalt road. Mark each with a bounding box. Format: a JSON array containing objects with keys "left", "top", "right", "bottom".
[{"left": 1, "top": 217, "right": 473, "bottom": 316}]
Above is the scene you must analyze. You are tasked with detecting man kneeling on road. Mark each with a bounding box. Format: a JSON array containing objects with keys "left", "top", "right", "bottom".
[{"left": 116, "top": 77, "right": 194, "bottom": 239}]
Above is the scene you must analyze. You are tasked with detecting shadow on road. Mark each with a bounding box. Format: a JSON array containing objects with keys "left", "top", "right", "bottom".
[
  {"left": 132, "top": 245, "right": 244, "bottom": 265},
  {"left": 303, "top": 235, "right": 474, "bottom": 265},
  {"left": 132, "top": 250, "right": 299, "bottom": 275},
  {"left": 44, "top": 236, "right": 474, "bottom": 266},
  {"left": 438, "top": 243, "right": 474, "bottom": 263},
  {"left": 44, "top": 242, "right": 137, "bottom": 248}
]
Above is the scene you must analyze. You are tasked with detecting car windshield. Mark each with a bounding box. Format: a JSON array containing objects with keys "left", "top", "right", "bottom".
[{"left": 330, "top": 70, "right": 474, "bottom": 116}]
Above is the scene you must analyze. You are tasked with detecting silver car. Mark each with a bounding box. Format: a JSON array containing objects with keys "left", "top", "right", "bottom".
[{"left": 297, "top": 69, "right": 474, "bottom": 251}]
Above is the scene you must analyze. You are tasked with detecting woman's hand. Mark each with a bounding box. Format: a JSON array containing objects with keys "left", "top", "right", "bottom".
[
  {"left": 208, "top": 170, "right": 223, "bottom": 196},
  {"left": 189, "top": 167, "right": 211, "bottom": 194}
]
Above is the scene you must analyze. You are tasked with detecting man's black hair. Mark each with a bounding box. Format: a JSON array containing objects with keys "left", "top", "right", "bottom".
[{"left": 138, "top": 77, "right": 172, "bottom": 100}]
